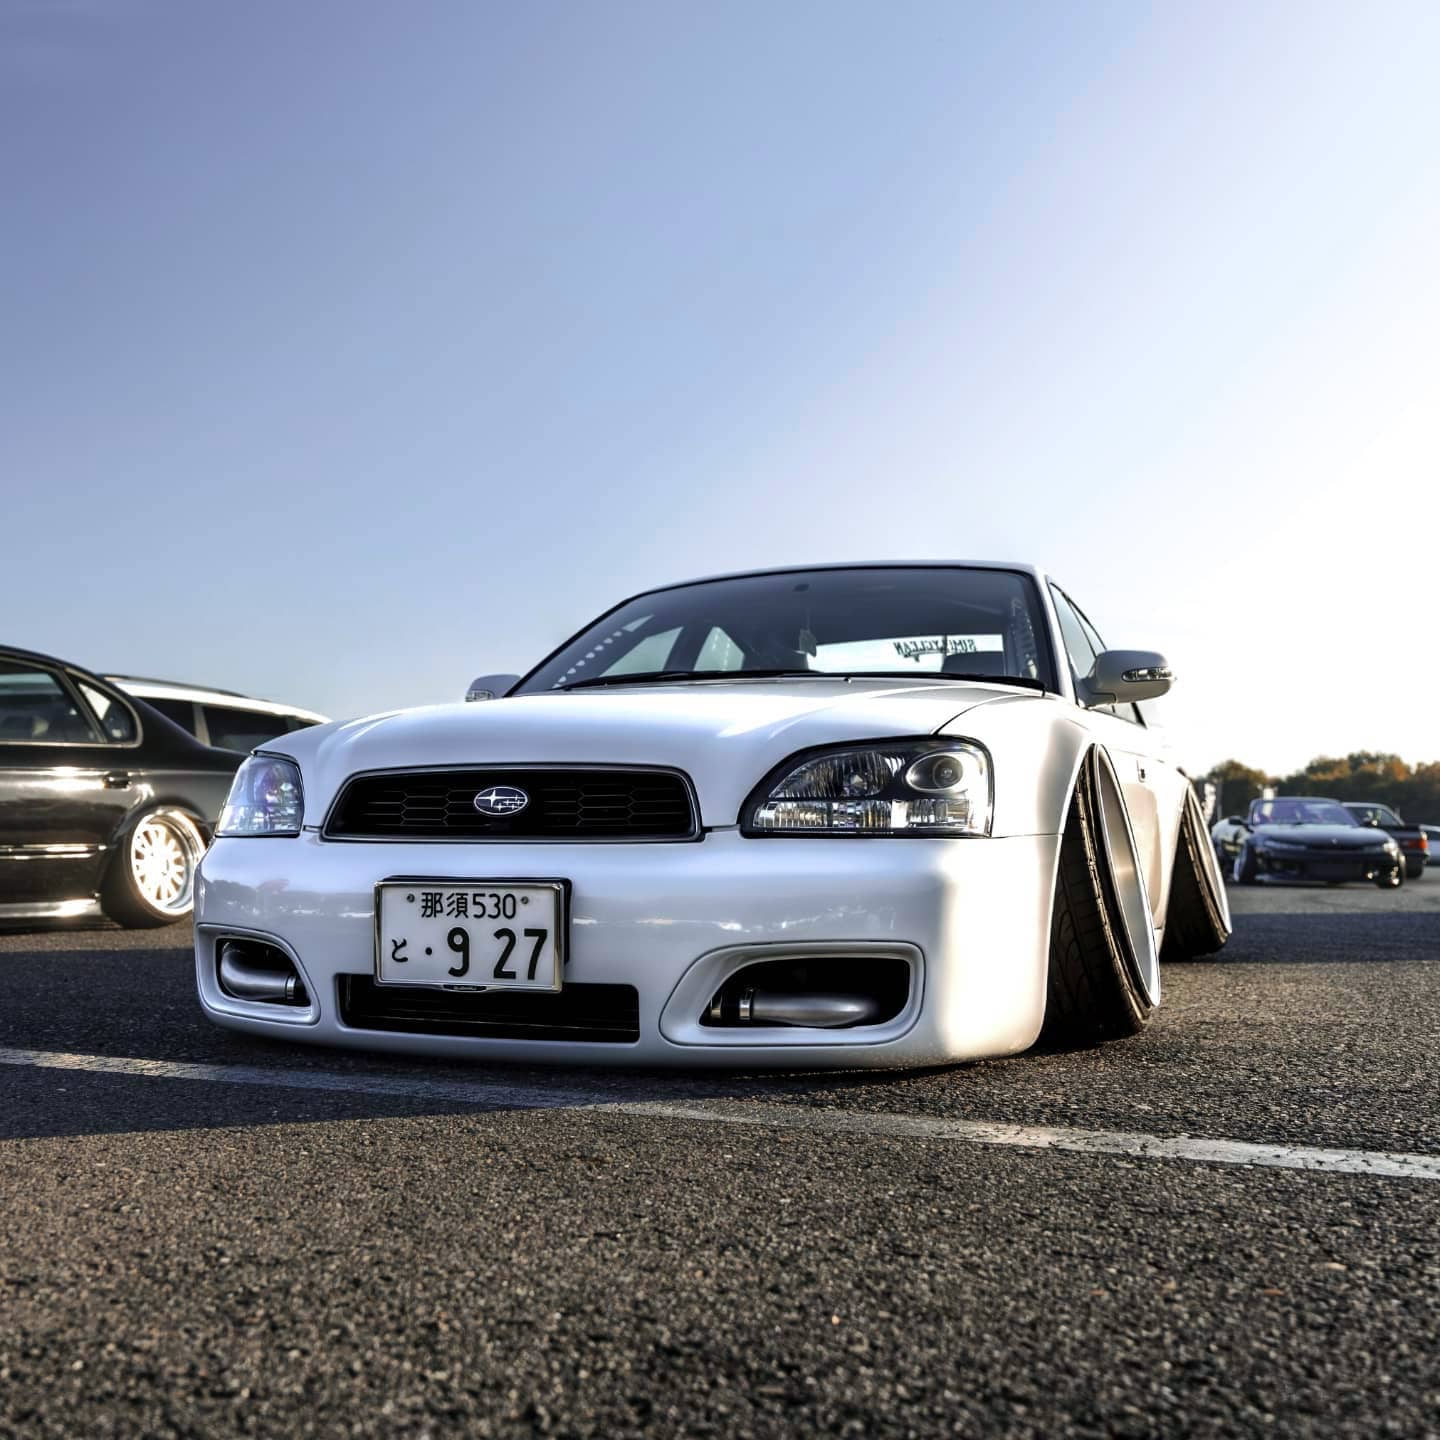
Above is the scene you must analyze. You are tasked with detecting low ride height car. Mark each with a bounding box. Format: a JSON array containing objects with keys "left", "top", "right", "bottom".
[
  {"left": 1342, "top": 800, "right": 1428, "bottom": 879},
  {"left": 1215, "top": 796, "right": 1405, "bottom": 888},
  {"left": 0, "top": 645, "right": 239, "bottom": 926},
  {"left": 195, "top": 562, "right": 1231, "bottom": 1069}
]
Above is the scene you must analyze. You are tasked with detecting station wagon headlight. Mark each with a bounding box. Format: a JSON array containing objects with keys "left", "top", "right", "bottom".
[
  {"left": 217, "top": 755, "right": 304, "bottom": 836},
  {"left": 742, "top": 741, "right": 992, "bottom": 837}
]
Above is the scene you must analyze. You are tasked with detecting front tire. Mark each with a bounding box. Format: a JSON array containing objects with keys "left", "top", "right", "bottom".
[
  {"left": 101, "top": 808, "right": 205, "bottom": 928},
  {"left": 1376, "top": 864, "right": 1404, "bottom": 890},
  {"left": 1042, "top": 750, "right": 1159, "bottom": 1046},
  {"left": 1233, "top": 844, "right": 1258, "bottom": 885}
]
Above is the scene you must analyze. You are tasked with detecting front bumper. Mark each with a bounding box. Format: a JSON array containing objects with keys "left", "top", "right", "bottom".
[
  {"left": 1254, "top": 847, "right": 1400, "bottom": 883},
  {"left": 195, "top": 829, "right": 1059, "bottom": 1067}
]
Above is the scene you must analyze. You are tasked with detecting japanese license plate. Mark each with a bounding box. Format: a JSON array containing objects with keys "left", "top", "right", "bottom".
[{"left": 375, "top": 880, "right": 566, "bottom": 991}]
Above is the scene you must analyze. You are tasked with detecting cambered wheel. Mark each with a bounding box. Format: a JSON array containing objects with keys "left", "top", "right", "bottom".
[
  {"left": 1162, "top": 787, "right": 1233, "bottom": 961},
  {"left": 101, "top": 808, "right": 205, "bottom": 928},
  {"left": 1376, "top": 864, "right": 1404, "bottom": 890},
  {"left": 1232, "top": 843, "right": 1258, "bottom": 885},
  {"left": 1042, "top": 749, "right": 1160, "bottom": 1046}
]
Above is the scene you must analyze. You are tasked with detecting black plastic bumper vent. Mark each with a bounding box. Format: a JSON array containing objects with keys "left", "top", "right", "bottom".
[{"left": 338, "top": 977, "right": 640, "bottom": 1043}]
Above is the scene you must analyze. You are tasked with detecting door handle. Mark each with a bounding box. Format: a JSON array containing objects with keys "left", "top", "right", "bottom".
[
  {"left": 1136, "top": 762, "right": 1148, "bottom": 782},
  {"left": 102, "top": 771, "right": 132, "bottom": 789}
]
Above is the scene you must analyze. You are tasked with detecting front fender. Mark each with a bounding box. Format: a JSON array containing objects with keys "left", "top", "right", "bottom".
[{"left": 939, "top": 695, "right": 1093, "bottom": 839}]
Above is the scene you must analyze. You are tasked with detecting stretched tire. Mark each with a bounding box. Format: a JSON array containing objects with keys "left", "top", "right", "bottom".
[
  {"left": 101, "top": 807, "right": 205, "bottom": 928},
  {"left": 1376, "top": 863, "right": 1404, "bottom": 890},
  {"left": 1233, "top": 843, "right": 1258, "bottom": 885},
  {"left": 1161, "top": 786, "right": 1232, "bottom": 961},
  {"left": 1042, "top": 749, "right": 1160, "bottom": 1046}
]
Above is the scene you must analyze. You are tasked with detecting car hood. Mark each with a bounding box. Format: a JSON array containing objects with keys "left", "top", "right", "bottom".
[
  {"left": 277, "top": 678, "right": 1032, "bottom": 828},
  {"left": 1253, "top": 823, "right": 1389, "bottom": 849}
]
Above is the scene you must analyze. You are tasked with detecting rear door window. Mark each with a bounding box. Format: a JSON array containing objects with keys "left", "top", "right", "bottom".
[
  {"left": 76, "top": 681, "right": 138, "bottom": 743},
  {"left": 0, "top": 663, "right": 99, "bottom": 744}
]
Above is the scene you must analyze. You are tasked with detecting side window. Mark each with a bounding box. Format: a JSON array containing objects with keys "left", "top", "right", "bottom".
[
  {"left": 76, "top": 680, "right": 138, "bottom": 743},
  {"left": 0, "top": 663, "right": 99, "bottom": 744},
  {"left": 1049, "top": 587, "right": 1097, "bottom": 683},
  {"left": 694, "top": 626, "right": 746, "bottom": 672},
  {"left": 202, "top": 705, "right": 288, "bottom": 754},
  {"left": 599, "top": 626, "right": 682, "bottom": 677},
  {"left": 1052, "top": 588, "right": 1142, "bottom": 725},
  {"left": 146, "top": 697, "right": 200, "bottom": 734}
]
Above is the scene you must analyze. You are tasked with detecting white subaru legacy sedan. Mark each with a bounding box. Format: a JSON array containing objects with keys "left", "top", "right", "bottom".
[{"left": 196, "top": 563, "right": 1230, "bottom": 1068}]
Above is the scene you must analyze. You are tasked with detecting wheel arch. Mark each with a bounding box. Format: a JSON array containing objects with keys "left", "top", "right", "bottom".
[
  {"left": 100, "top": 793, "right": 215, "bottom": 882},
  {"left": 1041, "top": 739, "right": 1161, "bottom": 999}
]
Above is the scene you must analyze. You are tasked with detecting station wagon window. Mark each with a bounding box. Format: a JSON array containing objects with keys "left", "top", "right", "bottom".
[
  {"left": 146, "top": 697, "right": 200, "bottom": 733},
  {"left": 201, "top": 704, "right": 291, "bottom": 755},
  {"left": 0, "top": 663, "right": 99, "bottom": 744},
  {"left": 76, "top": 680, "right": 138, "bottom": 743}
]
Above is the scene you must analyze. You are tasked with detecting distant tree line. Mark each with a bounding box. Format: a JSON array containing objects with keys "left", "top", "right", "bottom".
[{"left": 1202, "top": 753, "right": 1440, "bottom": 823}]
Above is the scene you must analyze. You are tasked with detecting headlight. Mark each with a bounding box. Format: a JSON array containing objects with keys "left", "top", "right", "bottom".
[
  {"left": 742, "top": 740, "right": 992, "bottom": 837},
  {"left": 217, "top": 755, "right": 304, "bottom": 836}
]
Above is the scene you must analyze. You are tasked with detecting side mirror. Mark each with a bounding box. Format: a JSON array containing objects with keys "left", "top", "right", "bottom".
[
  {"left": 465, "top": 673, "right": 520, "bottom": 703},
  {"left": 1225, "top": 815, "right": 1244, "bottom": 826},
  {"left": 1078, "top": 649, "right": 1173, "bottom": 707}
]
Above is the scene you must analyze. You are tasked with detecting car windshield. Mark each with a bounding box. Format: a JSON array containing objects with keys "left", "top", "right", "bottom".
[
  {"left": 1253, "top": 799, "right": 1357, "bottom": 827},
  {"left": 515, "top": 567, "right": 1059, "bottom": 693},
  {"left": 1346, "top": 803, "right": 1401, "bottom": 826}
]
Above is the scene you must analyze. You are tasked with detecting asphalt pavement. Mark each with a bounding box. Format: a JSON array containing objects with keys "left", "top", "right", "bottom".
[{"left": 1, "top": 878, "right": 1437, "bottom": 1438}]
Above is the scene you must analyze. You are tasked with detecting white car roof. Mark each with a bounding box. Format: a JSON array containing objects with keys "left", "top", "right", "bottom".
[{"left": 106, "top": 676, "right": 328, "bottom": 724}]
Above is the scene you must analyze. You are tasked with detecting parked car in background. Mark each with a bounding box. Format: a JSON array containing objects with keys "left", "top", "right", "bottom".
[
  {"left": 1210, "top": 809, "right": 1252, "bottom": 869},
  {"left": 106, "top": 676, "right": 326, "bottom": 754},
  {"left": 1218, "top": 796, "right": 1404, "bottom": 888},
  {"left": 1, "top": 645, "right": 239, "bottom": 927},
  {"left": 1342, "top": 801, "right": 1428, "bottom": 879}
]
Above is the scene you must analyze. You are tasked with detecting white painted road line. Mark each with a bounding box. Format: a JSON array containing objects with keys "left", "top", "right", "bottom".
[{"left": 4, "top": 1045, "right": 1440, "bottom": 1182}]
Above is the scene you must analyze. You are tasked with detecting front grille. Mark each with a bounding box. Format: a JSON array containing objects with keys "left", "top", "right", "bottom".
[
  {"left": 323, "top": 767, "right": 697, "bottom": 841},
  {"left": 339, "top": 976, "right": 640, "bottom": 1043}
]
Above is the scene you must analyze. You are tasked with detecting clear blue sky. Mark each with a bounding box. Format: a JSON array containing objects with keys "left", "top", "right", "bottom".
[{"left": 4, "top": 0, "right": 1438, "bottom": 774}]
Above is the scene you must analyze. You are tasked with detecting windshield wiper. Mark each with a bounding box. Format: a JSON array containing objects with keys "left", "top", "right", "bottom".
[
  {"left": 836, "top": 671, "right": 1049, "bottom": 691},
  {"left": 558, "top": 668, "right": 1048, "bottom": 692},
  {"left": 558, "top": 669, "right": 817, "bottom": 691}
]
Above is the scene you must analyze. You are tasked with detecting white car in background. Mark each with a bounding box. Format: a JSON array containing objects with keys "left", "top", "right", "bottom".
[
  {"left": 107, "top": 676, "right": 327, "bottom": 755},
  {"left": 195, "top": 562, "right": 1230, "bottom": 1068}
]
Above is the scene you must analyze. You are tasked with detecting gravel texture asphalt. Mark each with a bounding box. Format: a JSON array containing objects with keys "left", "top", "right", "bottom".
[{"left": 1, "top": 878, "right": 1437, "bottom": 1438}]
